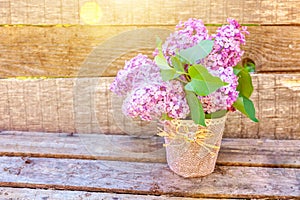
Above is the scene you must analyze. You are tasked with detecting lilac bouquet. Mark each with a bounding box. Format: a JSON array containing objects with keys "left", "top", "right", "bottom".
[{"left": 110, "top": 18, "right": 258, "bottom": 126}]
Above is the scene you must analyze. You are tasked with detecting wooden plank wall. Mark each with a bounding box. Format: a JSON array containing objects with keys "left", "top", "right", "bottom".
[
  {"left": 0, "top": 75, "right": 300, "bottom": 139},
  {"left": 0, "top": 25, "right": 300, "bottom": 78},
  {"left": 0, "top": 0, "right": 299, "bottom": 138},
  {"left": 1, "top": 0, "right": 300, "bottom": 25}
]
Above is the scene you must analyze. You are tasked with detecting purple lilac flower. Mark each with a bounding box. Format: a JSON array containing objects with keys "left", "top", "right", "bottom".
[
  {"left": 202, "top": 18, "right": 249, "bottom": 69},
  {"left": 199, "top": 67, "right": 239, "bottom": 113},
  {"left": 197, "top": 18, "right": 247, "bottom": 112},
  {"left": 110, "top": 54, "right": 158, "bottom": 96},
  {"left": 162, "top": 18, "right": 209, "bottom": 63},
  {"left": 160, "top": 18, "right": 246, "bottom": 113},
  {"left": 122, "top": 80, "right": 190, "bottom": 121},
  {"left": 112, "top": 18, "right": 247, "bottom": 120},
  {"left": 110, "top": 53, "right": 189, "bottom": 120}
]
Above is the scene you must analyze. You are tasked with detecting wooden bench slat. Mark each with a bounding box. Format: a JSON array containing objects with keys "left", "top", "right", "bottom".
[
  {"left": 1, "top": 0, "right": 299, "bottom": 25},
  {"left": 1, "top": 75, "right": 300, "bottom": 139},
  {"left": 0, "top": 187, "right": 216, "bottom": 200},
  {"left": 0, "top": 156, "right": 298, "bottom": 198},
  {"left": 1, "top": 131, "right": 299, "bottom": 168},
  {"left": 0, "top": 26, "right": 299, "bottom": 78}
]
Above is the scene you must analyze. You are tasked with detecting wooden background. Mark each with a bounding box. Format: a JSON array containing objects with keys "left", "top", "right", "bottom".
[{"left": 0, "top": 0, "right": 299, "bottom": 139}]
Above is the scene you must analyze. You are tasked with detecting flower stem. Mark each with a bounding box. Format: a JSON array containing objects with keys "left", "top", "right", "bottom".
[
  {"left": 176, "top": 71, "right": 188, "bottom": 75},
  {"left": 185, "top": 75, "right": 191, "bottom": 82},
  {"left": 176, "top": 78, "right": 188, "bottom": 84}
]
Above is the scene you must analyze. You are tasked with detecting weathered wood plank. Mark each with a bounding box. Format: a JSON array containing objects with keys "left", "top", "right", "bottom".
[
  {"left": 0, "top": 131, "right": 166, "bottom": 163},
  {"left": 0, "top": 156, "right": 299, "bottom": 198},
  {"left": 0, "top": 26, "right": 299, "bottom": 78},
  {"left": 0, "top": 187, "right": 215, "bottom": 200},
  {"left": 0, "top": 0, "right": 11, "bottom": 24},
  {"left": 1, "top": 0, "right": 300, "bottom": 25},
  {"left": 0, "top": 131, "right": 299, "bottom": 168},
  {"left": 0, "top": 75, "right": 299, "bottom": 139},
  {"left": 217, "top": 138, "right": 300, "bottom": 168}
]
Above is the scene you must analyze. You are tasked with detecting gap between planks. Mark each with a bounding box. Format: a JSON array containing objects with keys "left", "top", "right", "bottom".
[{"left": 0, "top": 131, "right": 299, "bottom": 168}]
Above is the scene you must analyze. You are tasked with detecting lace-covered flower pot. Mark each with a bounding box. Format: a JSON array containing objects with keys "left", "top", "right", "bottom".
[{"left": 163, "top": 115, "right": 227, "bottom": 178}]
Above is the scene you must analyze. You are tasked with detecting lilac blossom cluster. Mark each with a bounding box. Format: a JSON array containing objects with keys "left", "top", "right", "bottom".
[
  {"left": 111, "top": 18, "right": 248, "bottom": 120},
  {"left": 161, "top": 18, "right": 247, "bottom": 113},
  {"left": 110, "top": 54, "right": 189, "bottom": 121},
  {"left": 199, "top": 67, "right": 239, "bottom": 113},
  {"left": 161, "top": 18, "right": 209, "bottom": 63},
  {"left": 202, "top": 18, "right": 249, "bottom": 69},
  {"left": 109, "top": 54, "right": 156, "bottom": 96},
  {"left": 122, "top": 80, "right": 189, "bottom": 121}
]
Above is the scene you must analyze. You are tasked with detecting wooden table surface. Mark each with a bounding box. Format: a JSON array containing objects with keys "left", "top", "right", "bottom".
[{"left": 0, "top": 131, "right": 299, "bottom": 199}]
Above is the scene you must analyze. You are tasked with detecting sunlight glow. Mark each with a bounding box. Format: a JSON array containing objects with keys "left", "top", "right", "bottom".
[{"left": 80, "top": 2, "right": 103, "bottom": 25}]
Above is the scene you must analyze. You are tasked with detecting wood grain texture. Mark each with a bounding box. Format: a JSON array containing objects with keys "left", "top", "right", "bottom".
[
  {"left": 0, "top": 156, "right": 299, "bottom": 198},
  {"left": 0, "top": 131, "right": 299, "bottom": 168},
  {"left": 1, "top": 0, "right": 300, "bottom": 25},
  {"left": 0, "top": 187, "right": 216, "bottom": 200},
  {"left": 0, "top": 25, "right": 300, "bottom": 78},
  {"left": 0, "top": 75, "right": 299, "bottom": 139},
  {"left": 0, "top": 131, "right": 166, "bottom": 163}
]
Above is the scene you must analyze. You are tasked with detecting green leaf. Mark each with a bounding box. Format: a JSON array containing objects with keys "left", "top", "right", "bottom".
[
  {"left": 156, "top": 37, "right": 162, "bottom": 47},
  {"left": 237, "top": 71, "right": 253, "bottom": 98},
  {"left": 160, "top": 69, "right": 178, "bottom": 81},
  {"left": 185, "top": 91, "right": 206, "bottom": 126},
  {"left": 244, "top": 62, "right": 256, "bottom": 73},
  {"left": 178, "top": 40, "right": 214, "bottom": 64},
  {"left": 171, "top": 56, "right": 185, "bottom": 73},
  {"left": 233, "top": 65, "right": 253, "bottom": 98},
  {"left": 233, "top": 64, "right": 242, "bottom": 75},
  {"left": 205, "top": 110, "right": 227, "bottom": 119},
  {"left": 155, "top": 52, "right": 172, "bottom": 70},
  {"left": 184, "top": 82, "right": 194, "bottom": 91},
  {"left": 154, "top": 39, "right": 172, "bottom": 70},
  {"left": 186, "top": 65, "right": 228, "bottom": 96},
  {"left": 233, "top": 95, "right": 259, "bottom": 122},
  {"left": 155, "top": 38, "right": 180, "bottom": 81}
]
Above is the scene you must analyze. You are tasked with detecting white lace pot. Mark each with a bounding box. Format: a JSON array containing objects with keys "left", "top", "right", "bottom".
[{"left": 163, "top": 115, "right": 227, "bottom": 178}]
